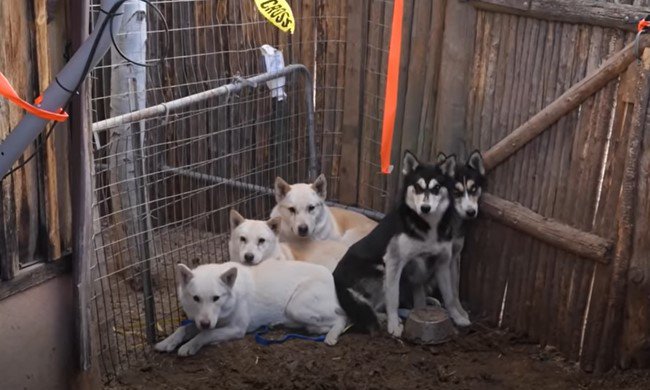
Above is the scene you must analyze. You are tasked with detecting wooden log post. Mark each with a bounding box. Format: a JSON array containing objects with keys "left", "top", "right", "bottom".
[
  {"left": 480, "top": 193, "right": 613, "bottom": 262},
  {"left": 483, "top": 35, "right": 650, "bottom": 171},
  {"left": 595, "top": 48, "right": 650, "bottom": 372},
  {"left": 470, "top": 0, "right": 649, "bottom": 32}
]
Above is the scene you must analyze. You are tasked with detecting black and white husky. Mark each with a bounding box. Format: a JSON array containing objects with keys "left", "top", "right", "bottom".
[
  {"left": 443, "top": 149, "right": 486, "bottom": 324},
  {"left": 332, "top": 151, "right": 456, "bottom": 337}
]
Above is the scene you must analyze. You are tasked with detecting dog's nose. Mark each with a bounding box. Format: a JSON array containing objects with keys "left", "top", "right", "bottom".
[
  {"left": 420, "top": 205, "right": 431, "bottom": 214},
  {"left": 198, "top": 320, "right": 211, "bottom": 330},
  {"left": 466, "top": 209, "right": 477, "bottom": 218},
  {"left": 297, "top": 225, "right": 309, "bottom": 236},
  {"left": 244, "top": 253, "right": 255, "bottom": 263}
]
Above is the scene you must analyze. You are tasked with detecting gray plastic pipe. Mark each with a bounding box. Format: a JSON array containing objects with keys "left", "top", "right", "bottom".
[{"left": 0, "top": 0, "right": 122, "bottom": 176}]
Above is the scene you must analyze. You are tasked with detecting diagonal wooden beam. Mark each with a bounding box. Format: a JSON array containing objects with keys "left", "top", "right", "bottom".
[
  {"left": 480, "top": 193, "right": 613, "bottom": 262},
  {"left": 483, "top": 35, "right": 650, "bottom": 171},
  {"left": 470, "top": 0, "right": 649, "bottom": 32}
]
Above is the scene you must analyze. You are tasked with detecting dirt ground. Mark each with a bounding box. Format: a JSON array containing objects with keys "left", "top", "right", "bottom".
[{"left": 104, "top": 324, "right": 650, "bottom": 390}]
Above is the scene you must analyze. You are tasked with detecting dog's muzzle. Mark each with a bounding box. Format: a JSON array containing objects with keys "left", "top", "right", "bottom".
[
  {"left": 198, "top": 320, "right": 212, "bottom": 330},
  {"left": 297, "top": 224, "right": 309, "bottom": 236},
  {"left": 420, "top": 205, "right": 431, "bottom": 214},
  {"left": 244, "top": 253, "right": 255, "bottom": 263},
  {"left": 465, "top": 209, "right": 477, "bottom": 218}
]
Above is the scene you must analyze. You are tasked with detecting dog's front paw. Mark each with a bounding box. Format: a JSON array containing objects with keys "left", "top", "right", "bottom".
[
  {"left": 425, "top": 297, "right": 442, "bottom": 307},
  {"left": 387, "top": 321, "right": 404, "bottom": 338},
  {"left": 450, "top": 311, "right": 471, "bottom": 327},
  {"left": 324, "top": 334, "right": 339, "bottom": 346},
  {"left": 177, "top": 341, "right": 201, "bottom": 357},
  {"left": 154, "top": 337, "right": 179, "bottom": 353}
]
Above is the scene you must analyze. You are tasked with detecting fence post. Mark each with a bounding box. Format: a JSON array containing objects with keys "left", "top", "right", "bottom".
[{"left": 339, "top": 0, "right": 369, "bottom": 206}]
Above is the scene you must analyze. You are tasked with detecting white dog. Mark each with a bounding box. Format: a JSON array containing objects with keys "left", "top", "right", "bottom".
[
  {"left": 154, "top": 261, "right": 347, "bottom": 356},
  {"left": 270, "top": 174, "right": 377, "bottom": 246},
  {"left": 229, "top": 209, "right": 348, "bottom": 272},
  {"left": 228, "top": 209, "right": 294, "bottom": 265}
]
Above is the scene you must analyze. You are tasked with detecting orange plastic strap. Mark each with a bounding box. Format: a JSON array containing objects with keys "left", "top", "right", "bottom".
[
  {"left": 380, "top": 0, "right": 404, "bottom": 174},
  {"left": 638, "top": 18, "right": 650, "bottom": 33},
  {"left": 0, "top": 71, "right": 68, "bottom": 122}
]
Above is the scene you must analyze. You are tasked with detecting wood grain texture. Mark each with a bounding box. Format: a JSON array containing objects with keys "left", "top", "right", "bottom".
[
  {"left": 470, "top": 0, "right": 646, "bottom": 32},
  {"left": 34, "top": 0, "right": 62, "bottom": 261},
  {"left": 339, "top": 0, "right": 369, "bottom": 205},
  {"left": 483, "top": 35, "right": 650, "bottom": 171}
]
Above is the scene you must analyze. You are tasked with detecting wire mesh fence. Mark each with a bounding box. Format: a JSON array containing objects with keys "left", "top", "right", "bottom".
[{"left": 87, "top": 0, "right": 394, "bottom": 377}]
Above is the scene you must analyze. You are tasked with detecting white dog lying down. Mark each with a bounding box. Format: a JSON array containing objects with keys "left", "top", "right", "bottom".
[
  {"left": 154, "top": 261, "right": 347, "bottom": 356},
  {"left": 228, "top": 209, "right": 348, "bottom": 272}
]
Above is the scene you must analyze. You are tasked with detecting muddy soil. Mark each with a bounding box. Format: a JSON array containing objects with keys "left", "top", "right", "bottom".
[{"left": 105, "top": 325, "right": 649, "bottom": 390}]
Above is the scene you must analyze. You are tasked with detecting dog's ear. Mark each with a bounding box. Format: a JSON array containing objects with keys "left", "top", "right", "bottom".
[
  {"left": 311, "top": 174, "right": 327, "bottom": 199},
  {"left": 220, "top": 267, "right": 238, "bottom": 289},
  {"left": 436, "top": 152, "right": 447, "bottom": 164},
  {"left": 402, "top": 150, "right": 420, "bottom": 175},
  {"left": 440, "top": 154, "right": 457, "bottom": 177},
  {"left": 176, "top": 263, "right": 194, "bottom": 286},
  {"left": 267, "top": 216, "right": 282, "bottom": 236},
  {"left": 467, "top": 150, "right": 485, "bottom": 175},
  {"left": 275, "top": 176, "right": 291, "bottom": 203},
  {"left": 229, "top": 209, "right": 245, "bottom": 231}
]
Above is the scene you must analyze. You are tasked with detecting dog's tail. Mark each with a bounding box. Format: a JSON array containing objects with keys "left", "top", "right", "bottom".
[{"left": 334, "top": 282, "right": 379, "bottom": 333}]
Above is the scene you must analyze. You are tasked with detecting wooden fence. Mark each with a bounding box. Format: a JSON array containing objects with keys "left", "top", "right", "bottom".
[
  {"left": 340, "top": 0, "right": 650, "bottom": 372},
  {"left": 2, "top": 0, "right": 648, "bottom": 376},
  {"left": 0, "top": 0, "right": 72, "bottom": 294}
]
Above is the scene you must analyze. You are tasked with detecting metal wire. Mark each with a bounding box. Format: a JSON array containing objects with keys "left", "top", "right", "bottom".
[{"left": 87, "top": 0, "right": 368, "bottom": 378}]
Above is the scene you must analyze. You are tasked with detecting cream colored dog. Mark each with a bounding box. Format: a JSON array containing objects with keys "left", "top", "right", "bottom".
[
  {"left": 270, "top": 174, "right": 377, "bottom": 246},
  {"left": 228, "top": 209, "right": 346, "bottom": 272}
]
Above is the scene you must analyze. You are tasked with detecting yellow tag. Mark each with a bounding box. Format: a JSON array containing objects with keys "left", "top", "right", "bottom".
[{"left": 255, "top": 0, "right": 295, "bottom": 34}]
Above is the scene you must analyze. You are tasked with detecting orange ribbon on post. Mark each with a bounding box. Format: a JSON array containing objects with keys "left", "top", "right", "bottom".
[
  {"left": 380, "top": 0, "right": 404, "bottom": 174},
  {"left": 0, "top": 71, "right": 68, "bottom": 122}
]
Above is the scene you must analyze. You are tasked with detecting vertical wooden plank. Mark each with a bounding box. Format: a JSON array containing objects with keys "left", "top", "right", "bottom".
[
  {"left": 34, "top": 0, "right": 62, "bottom": 261},
  {"left": 68, "top": 0, "right": 101, "bottom": 385},
  {"left": 432, "top": 0, "right": 477, "bottom": 157},
  {"left": 595, "top": 48, "right": 650, "bottom": 371},
  {"left": 0, "top": 1, "right": 19, "bottom": 280},
  {"left": 48, "top": 0, "right": 72, "bottom": 253},
  {"left": 420, "top": 0, "right": 447, "bottom": 161},
  {"left": 358, "top": 0, "right": 384, "bottom": 208},
  {"left": 332, "top": 0, "right": 347, "bottom": 201},
  {"left": 339, "top": 0, "right": 369, "bottom": 205},
  {"left": 398, "top": 0, "right": 432, "bottom": 157},
  {"left": 621, "top": 87, "right": 650, "bottom": 369},
  {"left": 581, "top": 32, "right": 632, "bottom": 372}
]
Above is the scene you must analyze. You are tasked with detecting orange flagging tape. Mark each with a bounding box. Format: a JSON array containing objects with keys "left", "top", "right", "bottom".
[
  {"left": 0, "top": 71, "right": 68, "bottom": 122},
  {"left": 380, "top": 0, "right": 404, "bottom": 174}
]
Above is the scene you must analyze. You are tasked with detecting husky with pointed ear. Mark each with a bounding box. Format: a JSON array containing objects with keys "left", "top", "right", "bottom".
[
  {"left": 333, "top": 150, "right": 459, "bottom": 337},
  {"left": 270, "top": 174, "right": 377, "bottom": 246},
  {"left": 154, "top": 260, "right": 348, "bottom": 356},
  {"left": 428, "top": 149, "right": 486, "bottom": 325}
]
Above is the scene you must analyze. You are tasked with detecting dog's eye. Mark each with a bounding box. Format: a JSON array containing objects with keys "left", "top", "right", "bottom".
[
  {"left": 193, "top": 295, "right": 200, "bottom": 303},
  {"left": 432, "top": 185, "right": 441, "bottom": 194},
  {"left": 454, "top": 190, "right": 463, "bottom": 197},
  {"left": 288, "top": 207, "right": 296, "bottom": 214},
  {"left": 468, "top": 186, "right": 477, "bottom": 194},
  {"left": 240, "top": 236, "right": 247, "bottom": 243},
  {"left": 212, "top": 296, "right": 219, "bottom": 302},
  {"left": 308, "top": 205, "right": 315, "bottom": 212},
  {"left": 258, "top": 238, "right": 265, "bottom": 245}
]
